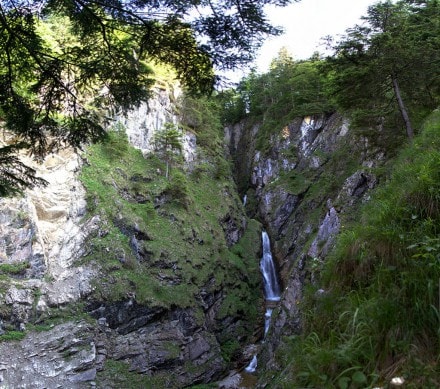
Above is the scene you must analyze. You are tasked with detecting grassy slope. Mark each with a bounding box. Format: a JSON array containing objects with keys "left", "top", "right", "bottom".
[
  {"left": 79, "top": 127, "right": 263, "bottom": 359},
  {"left": 268, "top": 111, "right": 440, "bottom": 388}
]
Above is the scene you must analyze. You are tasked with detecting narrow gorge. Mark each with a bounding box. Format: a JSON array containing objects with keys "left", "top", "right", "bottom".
[
  {"left": 225, "top": 112, "right": 384, "bottom": 386},
  {"left": 0, "top": 80, "right": 385, "bottom": 388},
  {"left": 0, "top": 1, "right": 439, "bottom": 388}
]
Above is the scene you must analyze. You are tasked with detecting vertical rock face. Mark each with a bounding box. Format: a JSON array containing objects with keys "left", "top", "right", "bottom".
[
  {"left": 0, "top": 321, "right": 99, "bottom": 388},
  {"left": 116, "top": 87, "right": 180, "bottom": 153},
  {"left": 0, "top": 198, "right": 40, "bottom": 275},
  {"left": 0, "top": 148, "right": 96, "bottom": 305},
  {"left": 116, "top": 85, "right": 197, "bottom": 168},
  {"left": 0, "top": 147, "right": 102, "bottom": 387},
  {"left": 0, "top": 87, "right": 254, "bottom": 388},
  {"left": 226, "top": 112, "right": 385, "bottom": 372},
  {"left": 308, "top": 203, "right": 341, "bottom": 259}
]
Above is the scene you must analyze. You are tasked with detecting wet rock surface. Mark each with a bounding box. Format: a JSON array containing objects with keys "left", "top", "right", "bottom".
[{"left": 308, "top": 204, "right": 341, "bottom": 259}]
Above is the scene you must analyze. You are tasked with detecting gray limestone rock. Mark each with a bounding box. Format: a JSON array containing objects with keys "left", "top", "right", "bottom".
[
  {"left": 226, "top": 112, "right": 385, "bottom": 381},
  {"left": 308, "top": 205, "right": 341, "bottom": 259},
  {"left": 0, "top": 321, "right": 97, "bottom": 388}
]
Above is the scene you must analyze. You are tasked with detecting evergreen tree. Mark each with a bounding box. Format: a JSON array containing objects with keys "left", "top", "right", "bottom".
[
  {"left": 322, "top": 0, "right": 440, "bottom": 141},
  {"left": 154, "top": 122, "right": 182, "bottom": 179},
  {"left": 0, "top": 0, "right": 297, "bottom": 195},
  {"left": 220, "top": 50, "right": 332, "bottom": 131}
]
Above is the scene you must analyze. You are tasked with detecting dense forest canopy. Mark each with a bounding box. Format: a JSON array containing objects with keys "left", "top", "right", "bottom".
[{"left": 0, "top": 0, "right": 296, "bottom": 195}]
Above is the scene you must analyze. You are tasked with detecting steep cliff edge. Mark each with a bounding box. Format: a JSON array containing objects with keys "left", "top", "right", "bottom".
[{"left": 0, "top": 87, "right": 263, "bottom": 388}]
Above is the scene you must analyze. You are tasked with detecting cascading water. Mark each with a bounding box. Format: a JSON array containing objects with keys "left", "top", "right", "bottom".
[
  {"left": 260, "top": 231, "right": 281, "bottom": 302},
  {"left": 264, "top": 308, "right": 273, "bottom": 337},
  {"left": 245, "top": 230, "right": 281, "bottom": 373},
  {"left": 245, "top": 355, "right": 257, "bottom": 373}
]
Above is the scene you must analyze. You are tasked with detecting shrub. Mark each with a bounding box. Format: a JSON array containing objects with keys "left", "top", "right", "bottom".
[{"left": 165, "top": 170, "right": 190, "bottom": 208}]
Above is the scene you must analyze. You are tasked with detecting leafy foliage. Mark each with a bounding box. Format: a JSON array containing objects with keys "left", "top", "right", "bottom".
[
  {"left": 0, "top": 0, "right": 296, "bottom": 195},
  {"left": 219, "top": 49, "right": 333, "bottom": 149}
]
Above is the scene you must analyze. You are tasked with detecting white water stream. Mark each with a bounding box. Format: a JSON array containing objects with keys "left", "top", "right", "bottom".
[
  {"left": 260, "top": 231, "right": 281, "bottom": 302},
  {"left": 245, "top": 231, "right": 281, "bottom": 373}
]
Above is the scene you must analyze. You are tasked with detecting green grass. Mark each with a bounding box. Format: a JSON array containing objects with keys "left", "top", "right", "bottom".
[
  {"left": 79, "top": 126, "right": 263, "bottom": 360},
  {"left": 269, "top": 110, "right": 440, "bottom": 388},
  {"left": 0, "top": 331, "right": 26, "bottom": 342},
  {"left": 96, "top": 359, "right": 162, "bottom": 388},
  {"left": 0, "top": 262, "right": 30, "bottom": 276},
  {"left": 29, "top": 302, "right": 95, "bottom": 329}
]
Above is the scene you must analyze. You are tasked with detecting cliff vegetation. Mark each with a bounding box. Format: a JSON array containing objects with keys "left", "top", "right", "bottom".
[
  {"left": 264, "top": 111, "right": 440, "bottom": 388},
  {"left": 0, "top": 1, "right": 439, "bottom": 388}
]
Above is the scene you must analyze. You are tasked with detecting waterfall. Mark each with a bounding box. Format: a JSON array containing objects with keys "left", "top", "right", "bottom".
[
  {"left": 264, "top": 308, "right": 273, "bottom": 336},
  {"left": 243, "top": 195, "right": 247, "bottom": 206},
  {"left": 244, "top": 230, "right": 281, "bottom": 374},
  {"left": 260, "top": 231, "right": 281, "bottom": 301},
  {"left": 244, "top": 355, "right": 257, "bottom": 373}
]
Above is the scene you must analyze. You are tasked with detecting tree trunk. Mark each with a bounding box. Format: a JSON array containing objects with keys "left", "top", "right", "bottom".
[{"left": 392, "top": 74, "right": 414, "bottom": 140}]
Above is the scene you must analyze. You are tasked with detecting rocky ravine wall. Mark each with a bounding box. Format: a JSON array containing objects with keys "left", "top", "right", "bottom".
[
  {"left": 0, "top": 87, "right": 249, "bottom": 388},
  {"left": 226, "top": 113, "right": 385, "bottom": 379},
  {"left": 0, "top": 146, "right": 101, "bottom": 387}
]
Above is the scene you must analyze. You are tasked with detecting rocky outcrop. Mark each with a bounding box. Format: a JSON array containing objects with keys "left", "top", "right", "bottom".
[
  {"left": 0, "top": 148, "right": 98, "bottom": 324},
  {"left": 308, "top": 202, "right": 340, "bottom": 259},
  {"left": 115, "top": 86, "right": 180, "bottom": 154},
  {"left": 0, "top": 321, "right": 99, "bottom": 388},
  {"left": 98, "top": 305, "right": 226, "bottom": 386},
  {"left": 242, "top": 114, "right": 383, "bottom": 261},
  {"left": 0, "top": 144, "right": 105, "bottom": 387},
  {"left": 115, "top": 85, "right": 197, "bottom": 169}
]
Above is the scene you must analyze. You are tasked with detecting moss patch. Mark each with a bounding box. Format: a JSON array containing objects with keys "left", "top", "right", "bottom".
[{"left": 96, "top": 359, "right": 162, "bottom": 388}]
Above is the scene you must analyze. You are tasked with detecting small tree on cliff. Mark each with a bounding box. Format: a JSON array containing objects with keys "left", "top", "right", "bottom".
[{"left": 154, "top": 122, "right": 182, "bottom": 179}]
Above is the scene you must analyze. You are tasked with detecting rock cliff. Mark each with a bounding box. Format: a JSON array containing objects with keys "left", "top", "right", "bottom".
[
  {"left": 0, "top": 86, "right": 262, "bottom": 388},
  {"left": 0, "top": 85, "right": 389, "bottom": 388}
]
